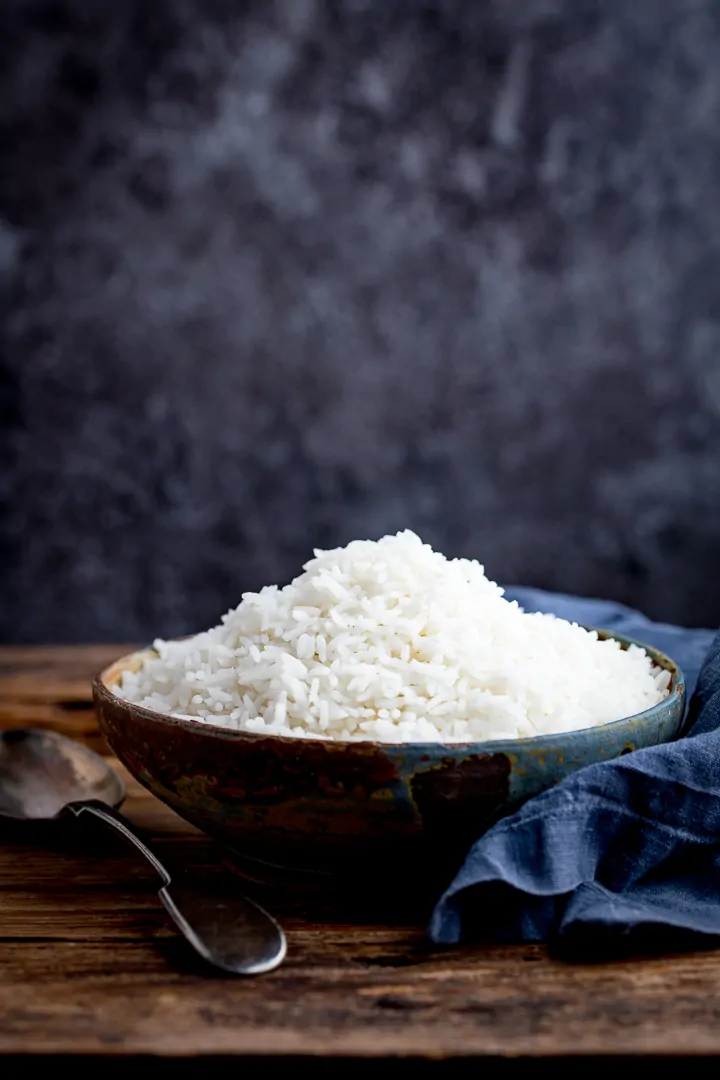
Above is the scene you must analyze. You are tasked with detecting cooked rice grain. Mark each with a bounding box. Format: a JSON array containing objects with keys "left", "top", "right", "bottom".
[{"left": 117, "top": 531, "right": 669, "bottom": 742}]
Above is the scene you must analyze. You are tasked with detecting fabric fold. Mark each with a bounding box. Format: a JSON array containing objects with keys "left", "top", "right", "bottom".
[{"left": 429, "top": 589, "right": 719, "bottom": 953}]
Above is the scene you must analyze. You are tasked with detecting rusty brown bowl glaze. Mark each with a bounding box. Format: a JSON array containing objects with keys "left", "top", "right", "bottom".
[{"left": 94, "top": 630, "right": 685, "bottom": 890}]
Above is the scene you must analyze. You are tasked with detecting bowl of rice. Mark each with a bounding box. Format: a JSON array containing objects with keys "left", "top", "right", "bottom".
[{"left": 94, "top": 531, "right": 685, "bottom": 887}]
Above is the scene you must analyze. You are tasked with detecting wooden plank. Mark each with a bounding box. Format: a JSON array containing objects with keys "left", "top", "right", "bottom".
[
  {"left": 3, "top": 932, "right": 720, "bottom": 1057},
  {"left": 0, "top": 645, "right": 130, "bottom": 751},
  {"left": 1, "top": 647, "right": 720, "bottom": 1059},
  {"left": 0, "top": 645, "right": 134, "bottom": 703}
]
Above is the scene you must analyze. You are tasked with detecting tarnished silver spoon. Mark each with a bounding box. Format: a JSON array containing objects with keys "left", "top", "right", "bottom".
[{"left": 0, "top": 727, "right": 286, "bottom": 975}]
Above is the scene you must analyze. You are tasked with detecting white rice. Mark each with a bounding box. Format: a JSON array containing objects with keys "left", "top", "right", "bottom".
[{"left": 116, "top": 530, "right": 670, "bottom": 743}]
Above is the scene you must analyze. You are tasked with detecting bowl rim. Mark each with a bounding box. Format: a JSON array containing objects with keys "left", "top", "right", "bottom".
[{"left": 94, "top": 627, "right": 687, "bottom": 754}]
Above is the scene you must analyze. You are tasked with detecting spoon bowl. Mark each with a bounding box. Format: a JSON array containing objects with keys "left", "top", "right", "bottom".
[{"left": 0, "top": 728, "right": 125, "bottom": 821}]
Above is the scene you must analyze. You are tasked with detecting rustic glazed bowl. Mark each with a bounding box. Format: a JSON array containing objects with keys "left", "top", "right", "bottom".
[{"left": 94, "top": 630, "right": 685, "bottom": 887}]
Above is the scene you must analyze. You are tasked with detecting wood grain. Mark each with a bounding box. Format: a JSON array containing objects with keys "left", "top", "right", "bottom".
[{"left": 1, "top": 646, "right": 720, "bottom": 1061}]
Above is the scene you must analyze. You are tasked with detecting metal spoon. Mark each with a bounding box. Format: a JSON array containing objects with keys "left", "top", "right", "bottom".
[{"left": 0, "top": 728, "right": 286, "bottom": 975}]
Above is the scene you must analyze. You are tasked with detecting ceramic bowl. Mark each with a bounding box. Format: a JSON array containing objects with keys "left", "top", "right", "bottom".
[{"left": 93, "top": 630, "right": 685, "bottom": 887}]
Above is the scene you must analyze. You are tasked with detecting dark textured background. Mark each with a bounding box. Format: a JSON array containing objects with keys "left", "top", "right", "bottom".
[{"left": 2, "top": 0, "right": 720, "bottom": 643}]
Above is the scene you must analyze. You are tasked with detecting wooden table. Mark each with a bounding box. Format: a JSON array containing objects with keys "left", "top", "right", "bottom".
[{"left": 2, "top": 646, "right": 720, "bottom": 1070}]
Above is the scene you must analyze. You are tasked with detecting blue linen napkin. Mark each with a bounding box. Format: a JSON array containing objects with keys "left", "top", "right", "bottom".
[{"left": 429, "top": 588, "right": 719, "bottom": 953}]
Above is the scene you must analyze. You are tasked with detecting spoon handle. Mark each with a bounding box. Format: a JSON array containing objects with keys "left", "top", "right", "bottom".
[
  {"left": 66, "top": 800, "right": 286, "bottom": 975},
  {"left": 67, "top": 799, "right": 170, "bottom": 883}
]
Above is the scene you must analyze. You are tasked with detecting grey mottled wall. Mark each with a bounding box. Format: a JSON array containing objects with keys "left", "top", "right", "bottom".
[{"left": 3, "top": 0, "right": 720, "bottom": 642}]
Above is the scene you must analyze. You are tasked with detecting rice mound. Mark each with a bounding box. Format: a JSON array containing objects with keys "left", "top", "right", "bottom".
[{"left": 117, "top": 530, "right": 670, "bottom": 742}]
